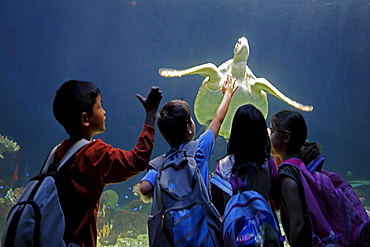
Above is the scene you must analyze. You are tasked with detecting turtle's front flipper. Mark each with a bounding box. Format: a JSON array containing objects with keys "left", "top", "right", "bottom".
[
  {"left": 252, "top": 78, "right": 313, "bottom": 111},
  {"left": 159, "top": 63, "right": 222, "bottom": 84}
]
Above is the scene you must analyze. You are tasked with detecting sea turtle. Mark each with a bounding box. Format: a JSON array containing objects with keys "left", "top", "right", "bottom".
[{"left": 159, "top": 37, "right": 313, "bottom": 139}]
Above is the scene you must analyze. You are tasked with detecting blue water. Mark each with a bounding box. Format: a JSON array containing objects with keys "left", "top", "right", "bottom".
[{"left": 0, "top": 0, "right": 369, "bottom": 241}]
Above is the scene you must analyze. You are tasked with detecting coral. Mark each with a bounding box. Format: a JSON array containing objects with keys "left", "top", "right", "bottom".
[
  {"left": 97, "top": 185, "right": 152, "bottom": 246},
  {"left": 97, "top": 206, "right": 149, "bottom": 246},
  {"left": 112, "top": 209, "right": 148, "bottom": 238},
  {"left": 129, "top": 199, "right": 151, "bottom": 214},
  {"left": 98, "top": 221, "right": 117, "bottom": 246},
  {"left": 0, "top": 179, "right": 11, "bottom": 195},
  {"left": 0, "top": 197, "right": 13, "bottom": 240},
  {"left": 114, "top": 234, "right": 149, "bottom": 247},
  {"left": 98, "top": 204, "right": 112, "bottom": 230},
  {"left": 5, "top": 187, "right": 24, "bottom": 204},
  {"left": 98, "top": 204, "right": 111, "bottom": 219},
  {"left": 12, "top": 187, "right": 24, "bottom": 202},
  {"left": 0, "top": 135, "right": 20, "bottom": 159},
  {"left": 98, "top": 219, "right": 115, "bottom": 244},
  {"left": 98, "top": 203, "right": 117, "bottom": 246},
  {"left": 132, "top": 183, "right": 141, "bottom": 197},
  {"left": 100, "top": 223, "right": 112, "bottom": 237},
  {"left": 0, "top": 187, "right": 23, "bottom": 241},
  {"left": 101, "top": 190, "right": 119, "bottom": 209}
]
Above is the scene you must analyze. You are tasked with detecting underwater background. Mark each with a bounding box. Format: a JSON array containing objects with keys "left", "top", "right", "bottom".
[{"left": 0, "top": 0, "right": 369, "bottom": 246}]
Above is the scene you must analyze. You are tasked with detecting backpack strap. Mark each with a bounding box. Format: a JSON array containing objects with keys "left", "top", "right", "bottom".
[
  {"left": 182, "top": 140, "right": 198, "bottom": 158},
  {"left": 149, "top": 140, "right": 200, "bottom": 220},
  {"left": 57, "top": 139, "right": 90, "bottom": 171},
  {"left": 229, "top": 173, "right": 248, "bottom": 195},
  {"left": 278, "top": 158, "right": 305, "bottom": 221},
  {"left": 279, "top": 157, "right": 304, "bottom": 169},
  {"left": 40, "top": 144, "right": 60, "bottom": 174},
  {"left": 306, "top": 155, "right": 325, "bottom": 173},
  {"left": 40, "top": 139, "right": 90, "bottom": 174},
  {"left": 280, "top": 156, "right": 325, "bottom": 174},
  {"left": 149, "top": 140, "right": 199, "bottom": 173},
  {"left": 210, "top": 173, "right": 233, "bottom": 196},
  {"left": 148, "top": 155, "right": 165, "bottom": 172}
]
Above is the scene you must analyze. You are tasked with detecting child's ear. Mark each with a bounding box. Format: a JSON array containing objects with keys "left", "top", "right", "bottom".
[
  {"left": 81, "top": 112, "right": 89, "bottom": 127},
  {"left": 282, "top": 130, "right": 292, "bottom": 143},
  {"left": 186, "top": 123, "right": 192, "bottom": 135}
]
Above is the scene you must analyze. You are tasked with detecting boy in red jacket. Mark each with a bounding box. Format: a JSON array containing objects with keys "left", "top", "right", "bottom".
[{"left": 52, "top": 80, "right": 162, "bottom": 246}]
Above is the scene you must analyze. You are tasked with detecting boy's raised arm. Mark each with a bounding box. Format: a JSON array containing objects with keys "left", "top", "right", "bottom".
[
  {"left": 208, "top": 74, "right": 238, "bottom": 138},
  {"left": 136, "top": 86, "right": 163, "bottom": 127}
]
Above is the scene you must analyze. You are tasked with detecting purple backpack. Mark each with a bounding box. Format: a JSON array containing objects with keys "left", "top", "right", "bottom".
[{"left": 281, "top": 156, "right": 370, "bottom": 246}]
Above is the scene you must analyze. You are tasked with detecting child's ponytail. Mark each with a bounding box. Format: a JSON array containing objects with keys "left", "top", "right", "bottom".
[{"left": 299, "top": 141, "right": 321, "bottom": 166}]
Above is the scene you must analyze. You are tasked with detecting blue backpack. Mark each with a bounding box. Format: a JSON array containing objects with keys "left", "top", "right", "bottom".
[
  {"left": 212, "top": 171, "right": 283, "bottom": 247},
  {"left": 148, "top": 140, "right": 222, "bottom": 247},
  {"left": 2, "top": 139, "right": 89, "bottom": 247}
]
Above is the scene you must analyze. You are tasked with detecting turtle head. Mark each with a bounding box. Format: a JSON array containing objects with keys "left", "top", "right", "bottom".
[{"left": 234, "top": 37, "right": 250, "bottom": 60}]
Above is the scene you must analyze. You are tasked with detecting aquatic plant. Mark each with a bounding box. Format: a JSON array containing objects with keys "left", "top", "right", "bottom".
[{"left": 0, "top": 135, "right": 20, "bottom": 159}]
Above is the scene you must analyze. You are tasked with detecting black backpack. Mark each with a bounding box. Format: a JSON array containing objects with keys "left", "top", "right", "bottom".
[
  {"left": 2, "top": 139, "right": 89, "bottom": 247},
  {"left": 148, "top": 140, "right": 222, "bottom": 247}
]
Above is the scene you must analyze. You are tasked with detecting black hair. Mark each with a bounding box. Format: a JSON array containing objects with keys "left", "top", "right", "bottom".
[
  {"left": 157, "top": 100, "right": 191, "bottom": 147},
  {"left": 227, "top": 104, "right": 271, "bottom": 175},
  {"left": 270, "top": 110, "right": 320, "bottom": 165},
  {"left": 53, "top": 80, "right": 101, "bottom": 134}
]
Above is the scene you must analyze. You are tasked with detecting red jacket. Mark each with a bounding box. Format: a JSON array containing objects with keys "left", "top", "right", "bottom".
[{"left": 55, "top": 125, "right": 155, "bottom": 246}]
